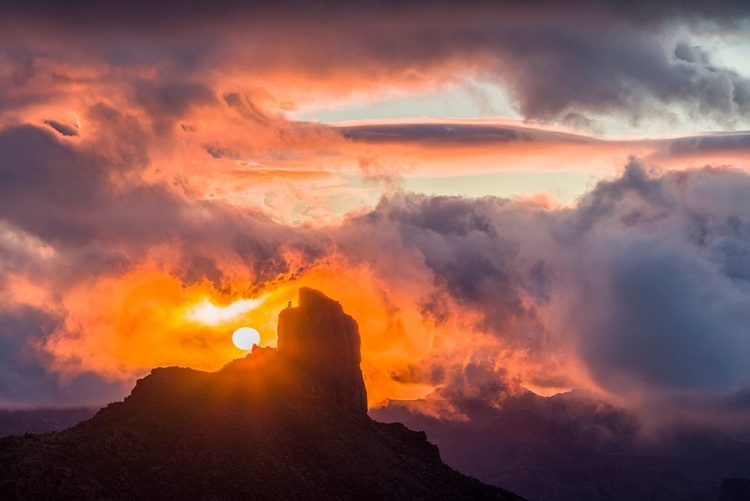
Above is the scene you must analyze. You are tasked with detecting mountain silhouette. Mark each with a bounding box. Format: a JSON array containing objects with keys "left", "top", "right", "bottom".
[
  {"left": 0, "top": 288, "right": 521, "bottom": 501},
  {"left": 0, "top": 408, "right": 98, "bottom": 438},
  {"left": 373, "top": 394, "right": 750, "bottom": 501}
]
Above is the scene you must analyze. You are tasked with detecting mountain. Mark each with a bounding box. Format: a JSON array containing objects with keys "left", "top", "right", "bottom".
[
  {"left": 372, "top": 394, "right": 750, "bottom": 501},
  {"left": 0, "top": 288, "right": 521, "bottom": 501}
]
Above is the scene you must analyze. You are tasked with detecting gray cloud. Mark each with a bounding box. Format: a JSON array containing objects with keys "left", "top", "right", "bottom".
[
  {"left": 133, "top": 79, "right": 216, "bottom": 132},
  {"left": 1, "top": 1, "right": 748, "bottom": 28},
  {"left": 343, "top": 124, "right": 532, "bottom": 145},
  {"left": 1, "top": 3, "right": 749, "bottom": 127},
  {"left": 341, "top": 121, "right": 750, "bottom": 163},
  {"left": 0, "top": 307, "right": 129, "bottom": 407},
  {"left": 0, "top": 112, "right": 335, "bottom": 368},
  {"left": 576, "top": 236, "right": 750, "bottom": 392},
  {"left": 334, "top": 161, "right": 750, "bottom": 403},
  {"left": 660, "top": 131, "right": 750, "bottom": 157},
  {"left": 2, "top": 113, "right": 750, "bottom": 415},
  {"left": 44, "top": 120, "right": 78, "bottom": 137},
  {"left": 0, "top": 0, "right": 749, "bottom": 415}
]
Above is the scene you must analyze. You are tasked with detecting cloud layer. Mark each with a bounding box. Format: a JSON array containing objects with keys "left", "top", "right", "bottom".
[
  {"left": 2, "top": 118, "right": 750, "bottom": 421},
  {"left": 2, "top": 0, "right": 749, "bottom": 130},
  {"left": 0, "top": 0, "right": 748, "bottom": 434}
]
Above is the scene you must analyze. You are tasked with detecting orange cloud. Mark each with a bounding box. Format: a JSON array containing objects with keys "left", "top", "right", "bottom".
[{"left": 35, "top": 242, "right": 542, "bottom": 407}]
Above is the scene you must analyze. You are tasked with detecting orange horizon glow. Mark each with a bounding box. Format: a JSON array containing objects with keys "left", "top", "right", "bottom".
[
  {"left": 33, "top": 253, "right": 581, "bottom": 409},
  {"left": 2, "top": 8, "right": 748, "bottom": 416},
  {"left": 21, "top": 247, "right": 536, "bottom": 408}
]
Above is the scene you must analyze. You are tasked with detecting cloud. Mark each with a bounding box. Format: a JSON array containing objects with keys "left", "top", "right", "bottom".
[
  {"left": 133, "top": 79, "right": 217, "bottom": 133},
  {"left": 327, "top": 160, "right": 750, "bottom": 411},
  {"left": 0, "top": 96, "right": 748, "bottom": 412},
  {"left": 342, "top": 123, "right": 533, "bottom": 145},
  {"left": 224, "top": 91, "right": 275, "bottom": 125},
  {"left": 337, "top": 121, "right": 750, "bottom": 173},
  {"left": 659, "top": 131, "right": 750, "bottom": 157},
  {"left": 44, "top": 120, "right": 78, "bottom": 136},
  {"left": 2, "top": 113, "right": 750, "bottom": 419},
  {"left": 1, "top": 2, "right": 749, "bottom": 129},
  {"left": 0, "top": 0, "right": 749, "bottom": 422},
  {"left": 575, "top": 233, "right": 750, "bottom": 393},
  {"left": 0, "top": 306, "right": 130, "bottom": 407}
]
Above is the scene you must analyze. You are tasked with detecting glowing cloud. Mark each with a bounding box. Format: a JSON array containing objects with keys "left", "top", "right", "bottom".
[{"left": 186, "top": 297, "right": 266, "bottom": 326}]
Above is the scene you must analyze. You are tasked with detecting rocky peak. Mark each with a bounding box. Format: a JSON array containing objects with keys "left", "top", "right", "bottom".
[{"left": 278, "top": 287, "right": 368, "bottom": 415}]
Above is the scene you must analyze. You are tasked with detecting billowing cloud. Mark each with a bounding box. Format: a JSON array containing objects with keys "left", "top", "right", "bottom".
[
  {"left": 4, "top": 124, "right": 750, "bottom": 419},
  {"left": 44, "top": 120, "right": 78, "bottom": 136},
  {"left": 0, "top": 0, "right": 749, "bottom": 430},
  {"left": 1, "top": 1, "right": 749, "bottom": 130}
]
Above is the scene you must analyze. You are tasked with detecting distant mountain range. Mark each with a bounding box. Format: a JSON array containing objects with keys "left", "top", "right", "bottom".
[
  {"left": 372, "top": 392, "right": 750, "bottom": 501},
  {"left": 0, "top": 407, "right": 97, "bottom": 438},
  {"left": 0, "top": 288, "right": 520, "bottom": 501}
]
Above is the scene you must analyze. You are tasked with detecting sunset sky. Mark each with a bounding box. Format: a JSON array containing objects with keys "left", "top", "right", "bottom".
[{"left": 1, "top": 1, "right": 750, "bottom": 427}]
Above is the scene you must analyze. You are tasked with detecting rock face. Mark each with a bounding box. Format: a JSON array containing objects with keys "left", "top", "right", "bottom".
[
  {"left": 0, "top": 288, "right": 522, "bottom": 501},
  {"left": 278, "top": 287, "right": 367, "bottom": 414}
]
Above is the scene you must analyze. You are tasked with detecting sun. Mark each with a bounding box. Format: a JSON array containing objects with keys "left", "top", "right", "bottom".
[{"left": 232, "top": 327, "right": 261, "bottom": 351}]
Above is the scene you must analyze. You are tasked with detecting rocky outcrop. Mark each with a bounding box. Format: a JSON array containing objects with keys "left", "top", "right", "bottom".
[
  {"left": 0, "top": 288, "right": 522, "bottom": 501},
  {"left": 278, "top": 287, "right": 367, "bottom": 414}
]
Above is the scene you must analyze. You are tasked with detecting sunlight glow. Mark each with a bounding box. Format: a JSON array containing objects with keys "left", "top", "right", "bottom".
[{"left": 186, "top": 297, "right": 265, "bottom": 326}]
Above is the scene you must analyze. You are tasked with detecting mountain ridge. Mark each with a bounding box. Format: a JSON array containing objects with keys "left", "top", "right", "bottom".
[{"left": 372, "top": 395, "right": 750, "bottom": 501}]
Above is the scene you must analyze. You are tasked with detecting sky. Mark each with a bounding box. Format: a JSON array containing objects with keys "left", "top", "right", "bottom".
[{"left": 1, "top": 0, "right": 750, "bottom": 429}]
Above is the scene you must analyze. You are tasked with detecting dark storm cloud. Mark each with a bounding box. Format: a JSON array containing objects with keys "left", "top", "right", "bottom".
[
  {"left": 338, "top": 161, "right": 750, "bottom": 400},
  {"left": 346, "top": 193, "right": 552, "bottom": 348},
  {"left": 0, "top": 120, "right": 323, "bottom": 404},
  {"left": 577, "top": 238, "right": 750, "bottom": 392},
  {"left": 660, "top": 131, "right": 750, "bottom": 157},
  {"left": 674, "top": 42, "right": 711, "bottom": 65},
  {"left": 724, "top": 387, "right": 750, "bottom": 410},
  {"left": 1, "top": 1, "right": 748, "bottom": 125},
  {"left": 339, "top": 123, "right": 604, "bottom": 147},
  {"left": 340, "top": 123, "right": 750, "bottom": 163},
  {"left": 342, "top": 124, "right": 528, "bottom": 145},
  {"left": 497, "top": 28, "right": 750, "bottom": 123},
  {"left": 0, "top": 118, "right": 321, "bottom": 290},
  {"left": 43, "top": 120, "right": 78, "bottom": 137},
  {"left": 0, "top": 125, "right": 107, "bottom": 244},
  {"left": 564, "top": 164, "right": 750, "bottom": 394},
  {"left": 0, "top": 307, "right": 129, "bottom": 406},
  {"left": 0, "top": 117, "right": 192, "bottom": 248},
  {"left": 2, "top": 109, "right": 750, "bottom": 409},
  {"left": 389, "top": 355, "right": 511, "bottom": 402},
  {"left": 1, "top": 0, "right": 748, "bottom": 27},
  {"left": 0, "top": 0, "right": 749, "bottom": 412},
  {"left": 359, "top": 195, "right": 544, "bottom": 342},
  {"left": 133, "top": 80, "right": 216, "bottom": 120}
]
